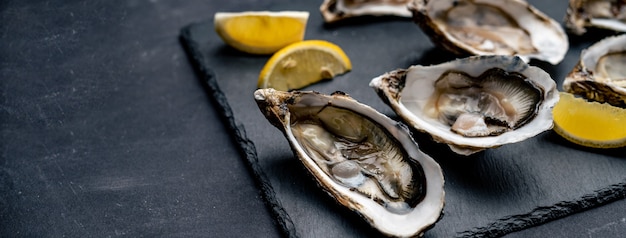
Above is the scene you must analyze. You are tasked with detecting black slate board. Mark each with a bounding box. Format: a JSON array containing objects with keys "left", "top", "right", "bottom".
[{"left": 180, "top": 1, "right": 626, "bottom": 237}]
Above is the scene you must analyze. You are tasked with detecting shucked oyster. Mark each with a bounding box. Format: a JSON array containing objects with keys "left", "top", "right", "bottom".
[
  {"left": 320, "top": 0, "right": 413, "bottom": 23},
  {"left": 564, "top": 34, "right": 626, "bottom": 108},
  {"left": 254, "top": 89, "right": 444, "bottom": 237},
  {"left": 370, "top": 55, "right": 559, "bottom": 155},
  {"left": 565, "top": 0, "right": 626, "bottom": 35},
  {"left": 410, "top": 0, "right": 569, "bottom": 65}
]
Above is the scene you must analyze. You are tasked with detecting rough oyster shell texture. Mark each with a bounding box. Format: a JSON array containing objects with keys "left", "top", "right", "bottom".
[
  {"left": 320, "top": 0, "right": 413, "bottom": 23},
  {"left": 565, "top": 0, "right": 626, "bottom": 35},
  {"left": 254, "top": 89, "right": 445, "bottom": 237},
  {"left": 370, "top": 55, "right": 559, "bottom": 155},
  {"left": 410, "top": 0, "right": 569, "bottom": 65},
  {"left": 564, "top": 34, "right": 626, "bottom": 108}
]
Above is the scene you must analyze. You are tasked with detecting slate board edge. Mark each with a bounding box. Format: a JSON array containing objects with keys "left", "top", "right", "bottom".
[
  {"left": 178, "top": 22, "right": 626, "bottom": 238},
  {"left": 180, "top": 25, "right": 297, "bottom": 238},
  {"left": 460, "top": 182, "right": 626, "bottom": 237}
]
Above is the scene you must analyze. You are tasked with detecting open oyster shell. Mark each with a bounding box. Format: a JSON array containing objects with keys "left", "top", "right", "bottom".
[
  {"left": 409, "top": 0, "right": 568, "bottom": 65},
  {"left": 320, "top": 0, "right": 413, "bottom": 23},
  {"left": 564, "top": 34, "right": 626, "bottom": 108},
  {"left": 370, "top": 55, "right": 559, "bottom": 155},
  {"left": 565, "top": 0, "right": 626, "bottom": 35},
  {"left": 254, "top": 89, "right": 445, "bottom": 237}
]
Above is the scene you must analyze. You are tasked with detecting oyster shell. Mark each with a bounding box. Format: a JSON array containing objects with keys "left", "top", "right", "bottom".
[
  {"left": 370, "top": 55, "right": 559, "bottom": 155},
  {"left": 254, "top": 89, "right": 445, "bottom": 237},
  {"left": 320, "top": 0, "right": 413, "bottom": 23},
  {"left": 409, "top": 0, "right": 569, "bottom": 65},
  {"left": 564, "top": 34, "right": 626, "bottom": 108},
  {"left": 565, "top": 0, "right": 626, "bottom": 35}
]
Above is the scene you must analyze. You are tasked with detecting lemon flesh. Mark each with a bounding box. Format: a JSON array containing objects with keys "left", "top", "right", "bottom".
[
  {"left": 552, "top": 92, "right": 626, "bottom": 148},
  {"left": 258, "top": 40, "right": 352, "bottom": 91},
  {"left": 214, "top": 11, "right": 309, "bottom": 55}
]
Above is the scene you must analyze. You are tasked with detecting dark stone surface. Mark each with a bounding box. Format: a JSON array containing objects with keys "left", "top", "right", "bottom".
[
  {"left": 2, "top": 0, "right": 625, "bottom": 237},
  {"left": 1, "top": 1, "right": 279, "bottom": 237},
  {"left": 180, "top": 0, "right": 626, "bottom": 237},
  {"left": 505, "top": 197, "right": 626, "bottom": 238}
]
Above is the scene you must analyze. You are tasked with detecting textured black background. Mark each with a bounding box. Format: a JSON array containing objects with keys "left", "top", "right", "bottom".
[{"left": 1, "top": 0, "right": 625, "bottom": 237}]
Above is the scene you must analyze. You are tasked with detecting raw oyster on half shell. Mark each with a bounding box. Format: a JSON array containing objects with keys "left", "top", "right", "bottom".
[
  {"left": 320, "top": 0, "right": 413, "bottom": 23},
  {"left": 565, "top": 0, "right": 626, "bottom": 35},
  {"left": 370, "top": 55, "right": 559, "bottom": 155},
  {"left": 410, "top": 0, "right": 569, "bottom": 65},
  {"left": 254, "top": 89, "right": 444, "bottom": 237},
  {"left": 564, "top": 34, "right": 626, "bottom": 108}
]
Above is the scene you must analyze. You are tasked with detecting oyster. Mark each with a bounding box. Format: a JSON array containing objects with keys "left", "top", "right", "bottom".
[
  {"left": 409, "top": 0, "right": 568, "bottom": 65},
  {"left": 564, "top": 34, "right": 626, "bottom": 108},
  {"left": 565, "top": 0, "right": 626, "bottom": 35},
  {"left": 320, "top": 0, "right": 413, "bottom": 23},
  {"left": 370, "top": 55, "right": 559, "bottom": 155},
  {"left": 254, "top": 89, "right": 445, "bottom": 237}
]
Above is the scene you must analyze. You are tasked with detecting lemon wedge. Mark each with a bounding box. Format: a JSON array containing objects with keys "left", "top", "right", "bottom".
[
  {"left": 552, "top": 92, "right": 626, "bottom": 148},
  {"left": 214, "top": 11, "right": 309, "bottom": 55},
  {"left": 258, "top": 40, "right": 352, "bottom": 91}
]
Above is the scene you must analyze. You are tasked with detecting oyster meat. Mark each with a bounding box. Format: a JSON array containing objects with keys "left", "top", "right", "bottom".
[
  {"left": 564, "top": 34, "right": 626, "bottom": 108},
  {"left": 254, "top": 89, "right": 445, "bottom": 237},
  {"left": 370, "top": 55, "right": 559, "bottom": 155},
  {"left": 410, "top": 0, "right": 568, "bottom": 65},
  {"left": 320, "top": 0, "right": 413, "bottom": 23},
  {"left": 565, "top": 0, "right": 626, "bottom": 35}
]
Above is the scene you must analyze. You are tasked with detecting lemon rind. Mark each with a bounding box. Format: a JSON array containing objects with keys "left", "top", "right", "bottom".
[
  {"left": 214, "top": 11, "right": 310, "bottom": 55},
  {"left": 552, "top": 92, "right": 626, "bottom": 149},
  {"left": 257, "top": 40, "right": 352, "bottom": 91},
  {"left": 553, "top": 123, "right": 626, "bottom": 149}
]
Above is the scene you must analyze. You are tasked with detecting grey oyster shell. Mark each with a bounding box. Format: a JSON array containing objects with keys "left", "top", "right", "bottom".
[
  {"left": 320, "top": 0, "right": 413, "bottom": 23},
  {"left": 564, "top": 34, "right": 626, "bottom": 108},
  {"left": 565, "top": 0, "right": 626, "bottom": 35},
  {"left": 409, "top": 0, "right": 568, "bottom": 65},
  {"left": 370, "top": 55, "right": 559, "bottom": 155},
  {"left": 254, "top": 88, "right": 445, "bottom": 237}
]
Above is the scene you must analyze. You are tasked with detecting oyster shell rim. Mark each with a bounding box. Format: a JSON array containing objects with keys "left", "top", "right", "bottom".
[
  {"left": 564, "top": 0, "right": 626, "bottom": 35},
  {"left": 319, "top": 0, "right": 413, "bottom": 23},
  {"left": 254, "top": 88, "right": 445, "bottom": 237},
  {"left": 409, "top": 0, "right": 569, "bottom": 65},
  {"left": 370, "top": 55, "right": 560, "bottom": 155},
  {"left": 564, "top": 34, "right": 626, "bottom": 108}
]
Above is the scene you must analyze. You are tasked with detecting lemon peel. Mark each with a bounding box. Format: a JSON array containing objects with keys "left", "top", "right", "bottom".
[
  {"left": 258, "top": 40, "right": 352, "bottom": 91},
  {"left": 214, "top": 11, "right": 309, "bottom": 55},
  {"left": 552, "top": 92, "right": 626, "bottom": 148}
]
